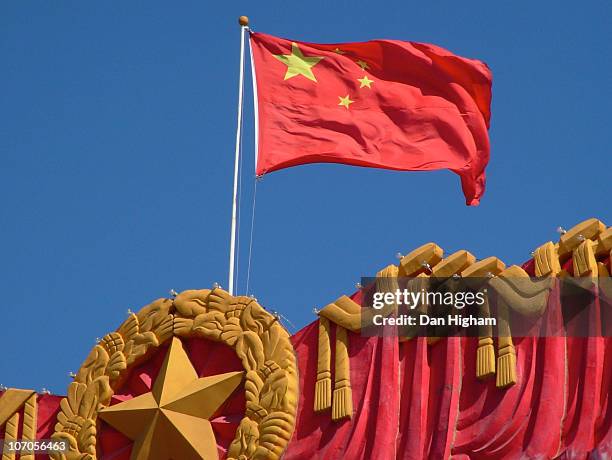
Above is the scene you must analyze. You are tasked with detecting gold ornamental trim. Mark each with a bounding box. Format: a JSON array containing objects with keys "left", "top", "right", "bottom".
[
  {"left": 50, "top": 288, "right": 298, "bottom": 460},
  {"left": 0, "top": 389, "right": 38, "bottom": 460}
]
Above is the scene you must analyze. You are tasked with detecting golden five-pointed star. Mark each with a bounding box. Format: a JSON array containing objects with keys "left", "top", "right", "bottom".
[
  {"left": 99, "top": 337, "right": 243, "bottom": 460},
  {"left": 273, "top": 42, "right": 325, "bottom": 82},
  {"left": 357, "top": 76, "right": 374, "bottom": 89},
  {"left": 338, "top": 95, "right": 354, "bottom": 109},
  {"left": 356, "top": 59, "right": 369, "bottom": 70}
]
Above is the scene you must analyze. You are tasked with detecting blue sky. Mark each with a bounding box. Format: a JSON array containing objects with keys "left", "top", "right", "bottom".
[{"left": 1, "top": 1, "right": 610, "bottom": 393}]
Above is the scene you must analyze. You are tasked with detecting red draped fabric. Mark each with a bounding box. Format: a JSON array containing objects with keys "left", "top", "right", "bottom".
[
  {"left": 286, "top": 277, "right": 611, "bottom": 459},
  {"left": 284, "top": 321, "right": 400, "bottom": 459},
  {"left": 444, "top": 294, "right": 568, "bottom": 459}
]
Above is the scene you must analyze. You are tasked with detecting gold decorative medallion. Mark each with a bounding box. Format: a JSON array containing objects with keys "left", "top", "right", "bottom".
[{"left": 51, "top": 288, "right": 299, "bottom": 460}]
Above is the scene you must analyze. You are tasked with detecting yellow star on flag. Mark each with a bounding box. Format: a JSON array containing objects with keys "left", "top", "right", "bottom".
[
  {"left": 338, "top": 95, "right": 354, "bottom": 109},
  {"left": 356, "top": 60, "right": 370, "bottom": 70},
  {"left": 357, "top": 75, "right": 374, "bottom": 89},
  {"left": 99, "top": 337, "right": 244, "bottom": 460},
  {"left": 333, "top": 48, "right": 346, "bottom": 54},
  {"left": 273, "top": 42, "right": 325, "bottom": 82}
]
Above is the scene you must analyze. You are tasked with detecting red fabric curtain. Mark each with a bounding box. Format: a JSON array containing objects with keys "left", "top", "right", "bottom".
[
  {"left": 285, "top": 321, "right": 400, "bottom": 459},
  {"left": 287, "top": 281, "right": 611, "bottom": 459}
]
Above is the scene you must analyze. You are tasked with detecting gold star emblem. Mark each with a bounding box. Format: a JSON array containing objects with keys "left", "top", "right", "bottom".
[
  {"left": 273, "top": 42, "right": 325, "bottom": 82},
  {"left": 333, "top": 48, "right": 346, "bottom": 54},
  {"left": 356, "top": 60, "right": 369, "bottom": 70},
  {"left": 99, "top": 337, "right": 243, "bottom": 460},
  {"left": 357, "top": 75, "right": 374, "bottom": 89},
  {"left": 338, "top": 95, "right": 354, "bottom": 109}
]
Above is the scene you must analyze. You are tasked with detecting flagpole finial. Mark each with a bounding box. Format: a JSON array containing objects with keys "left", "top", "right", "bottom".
[{"left": 238, "top": 16, "right": 249, "bottom": 27}]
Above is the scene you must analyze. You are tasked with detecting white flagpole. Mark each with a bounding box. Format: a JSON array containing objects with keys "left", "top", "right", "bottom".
[{"left": 228, "top": 16, "right": 249, "bottom": 295}]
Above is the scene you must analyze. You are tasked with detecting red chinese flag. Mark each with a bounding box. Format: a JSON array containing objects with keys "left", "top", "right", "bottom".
[{"left": 250, "top": 32, "right": 492, "bottom": 205}]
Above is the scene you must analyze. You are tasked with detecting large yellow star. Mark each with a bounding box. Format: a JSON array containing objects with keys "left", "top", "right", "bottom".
[
  {"left": 357, "top": 75, "right": 374, "bottom": 89},
  {"left": 99, "top": 337, "right": 243, "bottom": 460},
  {"left": 273, "top": 42, "right": 324, "bottom": 82},
  {"left": 338, "top": 95, "right": 354, "bottom": 109}
]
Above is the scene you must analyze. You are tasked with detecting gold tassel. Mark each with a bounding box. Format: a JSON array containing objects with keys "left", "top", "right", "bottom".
[
  {"left": 496, "top": 300, "right": 517, "bottom": 388},
  {"left": 314, "top": 317, "right": 332, "bottom": 412},
  {"left": 476, "top": 294, "right": 495, "bottom": 379},
  {"left": 332, "top": 325, "right": 353, "bottom": 421},
  {"left": 332, "top": 385, "right": 352, "bottom": 422},
  {"left": 496, "top": 342, "right": 517, "bottom": 388},
  {"left": 476, "top": 337, "right": 496, "bottom": 379}
]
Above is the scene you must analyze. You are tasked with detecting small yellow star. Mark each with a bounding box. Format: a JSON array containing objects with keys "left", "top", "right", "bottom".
[
  {"left": 357, "top": 75, "right": 374, "bottom": 89},
  {"left": 333, "top": 48, "right": 346, "bottom": 54},
  {"left": 338, "top": 95, "right": 354, "bottom": 109},
  {"left": 273, "top": 42, "right": 325, "bottom": 82},
  {"left": 356, "top": 60, "right": 369, "bottom": 70}
]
